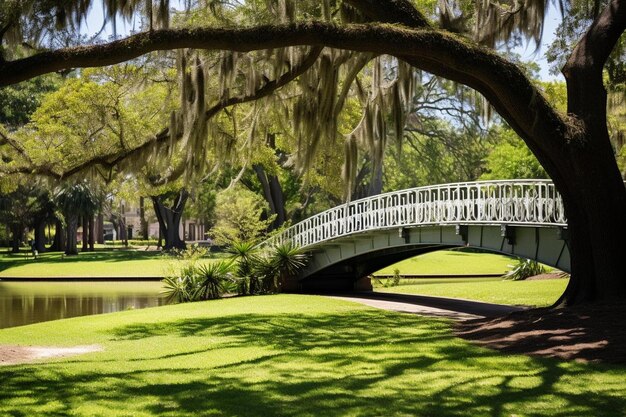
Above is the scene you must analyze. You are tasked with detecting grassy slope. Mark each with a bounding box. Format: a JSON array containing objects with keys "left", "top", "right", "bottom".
[
  {"left": 0, "top": 295, "right": 624, "bottom": 417},
  {"left": 374, "top": 250, "right": 516, "bottom": 276},
  {"left": 0, "top": 250, "right": 216, "bottom": 277},
  {"left": 375, "top": 278, "right": 568, "bottom": 307}
]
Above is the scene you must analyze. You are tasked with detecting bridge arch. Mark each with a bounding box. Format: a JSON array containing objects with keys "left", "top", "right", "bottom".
[{"left": 262, "top": 180, "right": 571, "bottom": 291}]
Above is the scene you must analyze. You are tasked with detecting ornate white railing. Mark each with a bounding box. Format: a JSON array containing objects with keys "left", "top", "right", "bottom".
[{"left": 263, "top": 180, "right": 567, "bottom": 249}]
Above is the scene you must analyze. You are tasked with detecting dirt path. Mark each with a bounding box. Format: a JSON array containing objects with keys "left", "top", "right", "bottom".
[
  {"left": 0, "top": 345, "right": 103, "bottom": 366},
  {"left": 329, "top": 291, "right": 524, "bottom": 320}
]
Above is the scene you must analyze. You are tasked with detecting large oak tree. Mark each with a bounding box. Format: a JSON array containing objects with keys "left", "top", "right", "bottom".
[{"left": 1, "top": 0, "right": 626, "bottom": 305}]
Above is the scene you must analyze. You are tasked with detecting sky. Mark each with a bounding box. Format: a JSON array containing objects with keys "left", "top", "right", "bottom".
[
  {"left": 83, "top": 2, "right": 565, "bottom": 82},
  {"left": 514, "top": 4, "right": 564, "bottom": 81}
]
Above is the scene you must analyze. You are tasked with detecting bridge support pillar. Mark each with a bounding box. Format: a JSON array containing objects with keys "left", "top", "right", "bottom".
[
  {"left": 284, "top": 276, "right": 373, "bottom": 293},
  {"left": 354, "top": 276, "right": 373, "bottom": 291}
]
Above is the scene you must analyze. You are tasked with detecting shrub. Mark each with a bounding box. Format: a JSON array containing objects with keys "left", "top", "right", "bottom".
[
  {"left": 390, "top": 268, "right": 402, "bottom": 287},
  {"left": 269, "top": 242, "right": 308, "bottom": 290},
  {"left": 211, "top": 187, "right": 275, "bottom": 246},
  {"left": 167, "top": 244, "right": 209, "bottom": 261},
  {"left": 104, "top": 239, "right": 159, "bottom": 247},
  {"left": 374, "top": 269, "right": 403, "bottom": 288},
  {"left": 228, "top": 241, "right": 260, "bottom": 295},
  {"left": 252, "top": 255, "right": 280, "bottom": 293},
  {"left": 193, "top": 261, "right": 235, "bottom": 300},
  {"left": 503, "top": 258, "right": 547, "bottom": 281},
  {"left": 161, "top": 259, "right": 234, "bottom": 303},
  {"left": 228, "top": 241, "right": 308, "bottom": 295}
]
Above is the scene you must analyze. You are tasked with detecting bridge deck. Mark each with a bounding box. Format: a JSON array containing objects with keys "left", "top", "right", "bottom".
[{"left": 260, "top": 180, "right": 571, "bottom": 290}]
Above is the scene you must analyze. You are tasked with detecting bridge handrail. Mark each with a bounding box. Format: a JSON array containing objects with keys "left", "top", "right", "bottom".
[{"left": 262, "top": 179, "right": 567, "bottom": 249}]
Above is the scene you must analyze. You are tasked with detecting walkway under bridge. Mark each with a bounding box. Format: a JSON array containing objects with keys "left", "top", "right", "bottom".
[{"left": 261, "top": 180, "right": 570, "bottom": 292}]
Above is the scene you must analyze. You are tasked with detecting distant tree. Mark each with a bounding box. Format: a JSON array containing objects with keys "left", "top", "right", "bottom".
[
  {"left": 55, "top": 182, "right": 99, "bottom": 255},
  {"left": 0, "top": 74, "right": 61, "bottom": 129},
  {"left": 211, "top": 186, "right": 275, "bottom": 245},
  {"left": 185, "top": 180, "right": 217, "bottom": 238},
  {"left": 0, "top": 184, "right": 46, "bottom": 253},
  {"left": 481, "top": 128, "right": 547, "bottom": 180},
  {"left": 151, "top": 189, "right": 189, "bottom": 250}
]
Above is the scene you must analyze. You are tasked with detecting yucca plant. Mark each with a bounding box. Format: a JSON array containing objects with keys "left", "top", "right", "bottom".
[
  {"left": 192, "top": 260, "right": 234, "bottom": 300},
  {"left": 268, "top": 242, "right": 308, "bottom": 292},
  {"left": 229, "top": 241, "right": 260, "bottom": 295},
  {"left": 503, "top": 258, "right": 547, "bottom": 281},
  {"left": 162, "top": 276, "right": 190, "bottom": 303},
  {"left": 252, "top": 256, "right": 279, "bottom": 293},
  {"left": 161, "top": 263, "right": 198, "bottom": 303},
  {"left": 162, "top": 261, "right": 234, "bottom": 303}
]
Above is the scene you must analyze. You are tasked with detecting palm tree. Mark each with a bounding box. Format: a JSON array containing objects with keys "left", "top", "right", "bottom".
[{"left": 55, "top": 182, "right": 99, "bottom": 255}]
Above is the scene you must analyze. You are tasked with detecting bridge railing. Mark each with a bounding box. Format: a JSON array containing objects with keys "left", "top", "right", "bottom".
[{"left": 262, "top": 180, "right": 567, "bottom": 249}]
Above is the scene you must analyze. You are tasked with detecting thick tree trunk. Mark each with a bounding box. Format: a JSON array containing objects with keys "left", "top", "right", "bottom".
[
  {"left": 350, "top": 159, "right": 372, "bottom": 200},
  {"left": 253, "top": 164, "right": 287, "bottom": 231},
  {"left": 50, "top": 219, "right": 65, "bottom": 252},
  {"left": 88, "top": 216, "right": 95, "bottom": 251},
  {"left": 553, "top": 100, "right": 626, "bottom": 304},
  {"left": 33, "top": 218, "right": 47, "bottom": 253},
  {"left": 368, "top": 162, "right": 383, "bottom": 197},
  {"left": 268, "top": 175, "right": 286, "bottom": 226},
  {"left": 554, "top": 152, "right": 626, "bottom": 305},
  {"left": 65, "top": 215, "right": 78, "bottom": 255},
  {"left": 81, "top": 216, "right": 89, "bottom": 251},
  {"left": 96, "top": 213, "right": 104, "bottom": 244},
  {"left": 152, "top": 197, "right": 166, "bottom": 247},
  {"left": 118, "top": 217, "right": 128, "bottom": 247},
  {"left": 151, "top": 190, "right": 188, "bottom": 250},
  {"left": 553, "top": 0, "right": 626, "bottom": 305},
  {"left": 10, "top": 224, "right": 22, "bottom": 253},
  {"left": 139, "top": 197, "right": 149, "bottom": 239}
]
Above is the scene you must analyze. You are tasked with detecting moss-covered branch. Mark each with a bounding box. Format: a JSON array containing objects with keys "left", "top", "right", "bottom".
[
  {"left": 1, "top": 46, "right": 323, "bottom": 180},
  {"left": 343, "top": 0, "right": 431, "bottom": 28}
]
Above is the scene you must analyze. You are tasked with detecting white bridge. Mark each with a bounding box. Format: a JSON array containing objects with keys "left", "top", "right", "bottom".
[{"left": 263, "top": 180, "right": 571, "bottom": 292}]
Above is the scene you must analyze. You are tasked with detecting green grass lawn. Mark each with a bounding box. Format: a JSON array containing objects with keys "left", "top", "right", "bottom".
[
  {"left": 0, "top": 250, "right": 217, "bottom": 278},
  {"left": 0, "top": 248, "right": 525, "bottom": 279},
  {"left": 375, "top": 278, "right": 568, "bottom": 307},
  {"left": 375, "top": 249, "right": 517, "bottom": 276},
  {"left": 0, "top": 295, "right": 624, "bottom": 416}
]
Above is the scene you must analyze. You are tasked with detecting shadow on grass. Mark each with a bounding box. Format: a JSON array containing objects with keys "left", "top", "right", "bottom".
[
  {"left": 1, "top": 310, "right": 625, "bottom": 416},
  {"left": 457, "top": 304, "right": 626, "bottom": 363}
]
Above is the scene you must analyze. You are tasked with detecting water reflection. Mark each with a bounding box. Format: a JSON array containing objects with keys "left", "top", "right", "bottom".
[{"left": 0, "top": 281, "right": 167, "bottom": 329}]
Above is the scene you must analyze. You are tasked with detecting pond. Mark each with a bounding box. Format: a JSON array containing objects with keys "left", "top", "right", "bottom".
[{"left": 0, "top": 281, "right": 167, "bottom": 329}]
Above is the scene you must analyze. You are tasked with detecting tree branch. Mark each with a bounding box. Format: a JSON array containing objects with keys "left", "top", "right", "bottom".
[
  {"left": 3, "top": 45, "right": 323, "bottom": 179},
  {"left": 343, "top": 0, "right": 431, "bottom": 28},
  {"left": 563, "top": 0, "right": 626, "bottom": 123},
  {"left": 0, "top": 22, "right": 568, "bottom": 181},
  {"left": 565, "top": 0, "right": 626, "bottom": 76}
]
